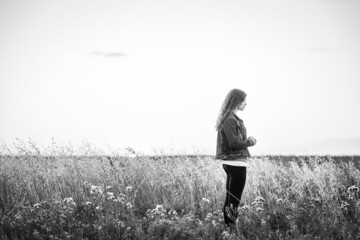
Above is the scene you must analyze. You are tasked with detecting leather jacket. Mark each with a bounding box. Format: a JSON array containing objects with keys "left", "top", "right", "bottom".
[{"left": 215, "top": 112, "right": 253, "bottom": 160}]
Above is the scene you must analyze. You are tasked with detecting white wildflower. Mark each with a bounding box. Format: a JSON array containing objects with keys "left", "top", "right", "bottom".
[
  {"left": 63, "top": 197, "right": 74, "bottom": 204},
  {"left": 107, "top": 192, "right": 115, "bottom": 200},
  {"left": 240, "top": 205, "right": 250, "bottom": 211},
  {"left": 33, "top": 203, "right": 41, "bottom": 208},
  {"left": 212, "top": 220, "right": 217, "bottom": 227},
  {"left": 155, "top": 204, "right": 165, "bottom": 212},
  {"left": 341, "top": 201, "right": 350, "bottom": 210},
  {"left": 202, "top": 198, "right": 210, "bottom": 205},
  {"left": 118, "top": 221, "right": 125, "bottom": 228},
  {"left": 313, "top": 197, "right": 321, "bottom": 205},
  {"left": 126, "top": 202, "right": 133, "bottom": 209},
  {"left": 116, "top": 196, "right": 126, "bottom": 204},
  {"left": 90, "top": 185, "right": 103, "bottom": 195},
  {"left": 222, "top": 230, "right": 231, "bottom": 238},
  {"left": 255, "top": 196, "right": 266, "bottom": 203},
  {"left": 172, "top": 210, "right": 178, "bottom": 216},
  {"left": 348, "top": 186, "right": 359, "bottom": 193},
  {"left": 205, "top": 213, "right": 213, "bottom": 221},
  {"left": 126, "top": 186, "right": 133, "bottom": 192},
  {"left": 256, "top": 207, "right": 264, "bottom": 212}
]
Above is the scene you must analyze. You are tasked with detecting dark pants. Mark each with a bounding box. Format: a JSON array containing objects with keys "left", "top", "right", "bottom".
[{"left": 222, "top": 164, "right": 247, "bottom": 226}]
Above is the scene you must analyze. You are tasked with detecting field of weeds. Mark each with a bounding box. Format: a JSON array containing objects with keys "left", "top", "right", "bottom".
[{"left": 0, "top": 142, "right": 360, "bottom": 240}]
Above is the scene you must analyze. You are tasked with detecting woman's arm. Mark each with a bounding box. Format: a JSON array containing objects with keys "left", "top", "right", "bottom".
[{"left": 223, "top": 118, "right": 254, "bottom": 150}]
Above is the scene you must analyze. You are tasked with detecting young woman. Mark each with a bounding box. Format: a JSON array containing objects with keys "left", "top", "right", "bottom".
[{"left": 215, "top": 88, "right": 257, "bottom": 226}]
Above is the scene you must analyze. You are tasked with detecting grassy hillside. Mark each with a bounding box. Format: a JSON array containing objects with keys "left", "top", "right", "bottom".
[{"left": 1, "top": 153, "right": 359, "bottom": 239}]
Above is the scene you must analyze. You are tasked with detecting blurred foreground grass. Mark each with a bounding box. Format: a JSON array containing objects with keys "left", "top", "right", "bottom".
[{"left": 0, "top": 141, "right": 360, "bottom": 239}]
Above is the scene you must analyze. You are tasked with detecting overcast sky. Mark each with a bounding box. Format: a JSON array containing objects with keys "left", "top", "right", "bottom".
[{"left": 1, "top": 0, "right": 360, "bottom": 155}]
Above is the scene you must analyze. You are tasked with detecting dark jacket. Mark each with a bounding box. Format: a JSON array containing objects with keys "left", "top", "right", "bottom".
[{"left": 215, "top": 112, "right": 253, "bottom": 160}]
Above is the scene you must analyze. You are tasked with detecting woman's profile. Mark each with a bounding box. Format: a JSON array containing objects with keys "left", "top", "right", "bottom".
[{"left": 215, "top": 88, "right": 257, "bottom": 226}]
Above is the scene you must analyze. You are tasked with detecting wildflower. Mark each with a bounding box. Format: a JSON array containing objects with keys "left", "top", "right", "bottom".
[
  {"left": 239, "top": 205, "right": 250, "bottom": 211},
  {"left": 313, "top": 197, "right": 322, "bottom": 205},
  {"left": 63, "top": 197, "right": 74, "bottom": 204},
  {"left": 107, "top": 192, "right": 115, "bottom": 200},
  {"left": 202, "top": 198, "right": 210, "bottom": 205},
  {"left": 206, "top": 213, "right": 213, "bottom": 219},
  {"left": 33, "top": 203, "right": 41, "bottom": 208},
  {"left": 167, "top": 209, "right": 177, "bottom": 217},
  {"left": 222, "top": 230, "right": 231, "bottom": 238},
  {"left": 212, "top": 220, "right": 217, "bottom": 227},
  {"left": 348, "top": 186, "right": 359, "bottom": 193},
  {"left": 126, "top": 202, "right": 133, "bottom": 209},
  {"left": 115, "top": 195, "right": 126, "bottom": 204},
  {"left": 256, "top": 207, "right": 264, "bottom": 212},
  {"left": 126, "top": 186, "right": 133, "bottom": 192},
  {"left": 106, "top": 186, "right": 112, "bottom": 190},
  {"left": 85, "top": 201, "right": 92, "bottom": 206},
  {"left": 96, "top": 206, "right": 102, "bottom": 211},
  {"left": 277, "top": 198, "right": 283, "bottom": 204},
  {"left": 341, "top": 201, "right": 350, "bottom": 209},
  {"left": 255, "top": 196, "right": 266, "bottom": 203},
  {"left": 118, "top": 221, "right": 125, "bottom": 228},
  {"left": 90, "top": 185, "right": 103, "bottom": 195},
  {"left": 63, "top": 197, "right": 76, "bottom": 207},
  {"left": 126, "top": 227, "right": 131, "bottom": 231},
  {"left": 155, "top": 204, "right": 165, "bottom": 212}
]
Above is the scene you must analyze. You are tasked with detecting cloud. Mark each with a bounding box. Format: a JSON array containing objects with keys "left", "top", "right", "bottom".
[{"left": 89, "top": 51, "right": 127, "bottom": 57}]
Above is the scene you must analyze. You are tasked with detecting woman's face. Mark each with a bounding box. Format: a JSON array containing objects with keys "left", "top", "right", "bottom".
[{"left": 236, "top": 100, "right": 247, "bottom": 111}]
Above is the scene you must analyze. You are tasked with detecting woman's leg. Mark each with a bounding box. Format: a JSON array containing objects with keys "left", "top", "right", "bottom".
[{"left": 222, "top": 165, "right": 247, "bottom": 225}]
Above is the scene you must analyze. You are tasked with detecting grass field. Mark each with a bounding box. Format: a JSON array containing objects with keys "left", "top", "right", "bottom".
[{"left": 0, "top": 142, "right": 360, "bottom": 239}]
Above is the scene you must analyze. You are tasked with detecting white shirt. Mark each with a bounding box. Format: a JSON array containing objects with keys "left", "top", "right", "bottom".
[{"left": 222, "top": 158, "right": 248, "bottom": 167}]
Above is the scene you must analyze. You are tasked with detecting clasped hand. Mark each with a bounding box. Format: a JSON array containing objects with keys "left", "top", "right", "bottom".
[{"left": 248, "top": 136, "right": 257, "bottom": 146}]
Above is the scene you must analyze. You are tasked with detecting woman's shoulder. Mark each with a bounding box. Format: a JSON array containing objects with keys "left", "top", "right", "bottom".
[
  {"left": 224, "top": 113, "right": 242, "bottom": 124},
  {"left": 223, "top": 115, "right": 242, "bottom": 130}
]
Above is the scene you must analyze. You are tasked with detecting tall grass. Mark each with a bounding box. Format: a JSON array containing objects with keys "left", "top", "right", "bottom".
[{"left": 0, "top": 141, "right": 359, "bottom": 239}]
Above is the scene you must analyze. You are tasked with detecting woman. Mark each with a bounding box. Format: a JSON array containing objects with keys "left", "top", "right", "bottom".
[{"left": 215, "top": 88, "right": 257, "bottom": 226}]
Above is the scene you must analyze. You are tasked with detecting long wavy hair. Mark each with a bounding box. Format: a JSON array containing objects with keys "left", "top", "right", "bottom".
[{"left": 215, "top": 89, "right": 247, "bottom": 131}]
